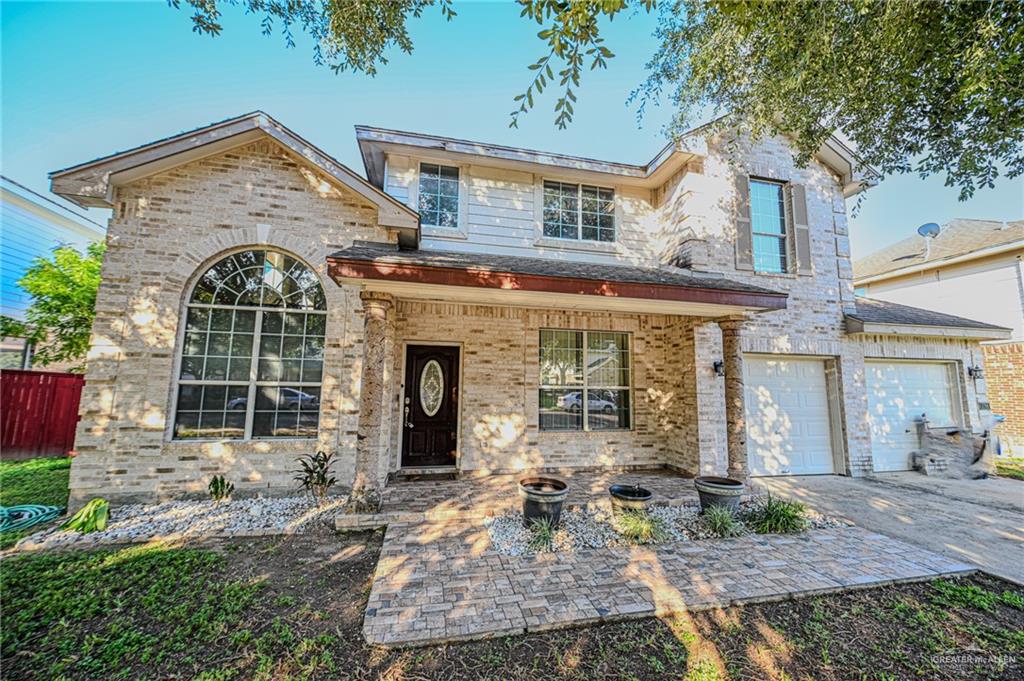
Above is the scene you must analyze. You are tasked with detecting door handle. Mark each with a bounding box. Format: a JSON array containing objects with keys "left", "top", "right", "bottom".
[{"left": 404, "top": 405, "right": 413, "bottom": 429}]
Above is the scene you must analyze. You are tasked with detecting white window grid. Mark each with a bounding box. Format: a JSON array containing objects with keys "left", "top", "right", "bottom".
[
  {"left": 175, "top": 303, "right": 327, "bottom": 441},
  {"left": 542, "top": 181, "right": 615, "bottom": 242},
  {"left": 418, "top": 163, "right": 460, "bottom": 228},
  {"left": 539, "top": 329, "right": 632, "bottom": 432},
  {"left": 749, "top": 178, "right": 789, "bottom": 273}
]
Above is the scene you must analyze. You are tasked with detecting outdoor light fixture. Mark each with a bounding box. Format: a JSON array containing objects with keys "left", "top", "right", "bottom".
[
  {"left": 967, "top": 365, "right": 984, "bottom": 380},
  {"left": 713, "top": 360, "right": 726, "bottom": 377}
]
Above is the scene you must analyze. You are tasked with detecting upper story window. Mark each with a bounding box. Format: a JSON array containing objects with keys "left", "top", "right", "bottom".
[
  {"left": 418, "top": 163, "right": 460, "bottom": 228},
  {"left": 749, "top": 179, "right": 789, "bottom": 273},
  {"left": 543, "top": 181, "right": 615, "bottom": 242},
  {"left": 174, "top": 249, "right": 326, "bottom": 441}
]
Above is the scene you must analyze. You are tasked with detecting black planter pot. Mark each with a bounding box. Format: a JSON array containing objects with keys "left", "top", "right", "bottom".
[
  {"left": 694, "top": 476, "right": 745, "bottom": 513},
  {"left": 609, "top": 483, "right": 653, "bottom": 513},
  {"left": 519, "top": 476, "right": 569, "bottom": 528}
]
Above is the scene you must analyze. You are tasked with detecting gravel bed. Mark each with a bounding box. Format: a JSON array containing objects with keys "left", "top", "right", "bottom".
[
  {"left": 486, "top": 500, "right": 846, "bottom": 556},
  {"left": 15, "top": 496, "right": 344, "bottom": 550}
]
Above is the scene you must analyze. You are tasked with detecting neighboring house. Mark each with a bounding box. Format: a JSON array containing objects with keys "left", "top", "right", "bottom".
[
  {"left": 48, "top": 112, "right": 1010, "bottom": 504},
  {"left": 854, "top": 219, "right": 1024, "bottom": 454},
  {"left": 0, "top": 176, "right": 106, "bottom": 369}
]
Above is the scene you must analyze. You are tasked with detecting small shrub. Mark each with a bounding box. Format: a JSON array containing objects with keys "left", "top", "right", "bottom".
[
  {"left": 744, "top": 494, "right": 808, "bottom": 534},
  {"left": 61, "top": 498, "right": 109, "bottom": 534},
  {"left": 527, "top": 516, "right": 555, "bottom": 552},
  {"left": 614, "top": 510, "right": 668, "bottom": 544},
  {"left": 701, "top": 504, "right": 743, "bottom": 538},
  {"left": 294, "top": 451, "right": 337, "bottom": 506},
  {"left": 208, "top": 475, "right": 234, "bottom": 502}
]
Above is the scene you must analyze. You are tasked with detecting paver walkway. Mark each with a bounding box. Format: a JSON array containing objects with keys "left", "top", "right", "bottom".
[
  {"left": 338, "top": 469, "right": 707, "bottom": 529},
  {"left": 363, "top": 520, "right": 976, "bottom": 647}
]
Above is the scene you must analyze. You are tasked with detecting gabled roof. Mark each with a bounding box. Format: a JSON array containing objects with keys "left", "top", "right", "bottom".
[
  {"left": 355, "top": 122, "right": 878, "bottom": 197},
  {"left": 854, "top": 219, "right": 1024, "bottom": 283},
  {"left": 49, "top": 112, "right": 421, "bottom": 247},
  {"left": 845, "top": 297, "right": 1012, "bottom": 340}
]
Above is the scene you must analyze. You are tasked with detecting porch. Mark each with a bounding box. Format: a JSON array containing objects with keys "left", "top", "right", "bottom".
[
  {"left": 328, "top": 243, "right": 785, "bottom": 507},
  {"left": 336, "top": 467, "right": 706, "bottom": 529}
]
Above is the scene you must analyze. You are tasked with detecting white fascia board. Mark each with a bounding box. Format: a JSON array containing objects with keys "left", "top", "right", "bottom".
[{"left": 846, "top": 318, "right": 1012, "bottom": 340}]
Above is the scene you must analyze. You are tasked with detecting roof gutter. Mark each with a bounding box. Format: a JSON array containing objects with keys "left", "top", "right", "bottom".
[
  {"left": 855, "top": 239, "right": 1024, "bottom": 286},
  {"left": 845, "top": 317, "right": 1012, "bottom": 340}
]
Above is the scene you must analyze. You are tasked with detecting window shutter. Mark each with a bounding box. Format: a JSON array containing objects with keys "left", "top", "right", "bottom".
[
  {"left": 789, "top": 183, "right": 812, "bottom": 274},
  {"left": 734, "top": 174, "right": 754, "bottom": 271}
]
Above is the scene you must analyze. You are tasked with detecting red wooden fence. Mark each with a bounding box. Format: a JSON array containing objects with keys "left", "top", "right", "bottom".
[{"left": 1, "top": 369, "right": 84, "bottom": 459}]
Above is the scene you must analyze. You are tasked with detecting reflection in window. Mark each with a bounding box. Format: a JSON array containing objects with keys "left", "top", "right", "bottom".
[
  {"left": 418, "top": 163, "right": 460, "bottom": 228},
  {"left": 539, "top": 329, "right": 631, "bottom": 431},
  {"left": 750, "top": 179, "right": 788, "bottom": 273},
  {"left": 173, "top": 250, "right": 325, "bottom": 440},
  {"left": 542, "top": 181, "right": 615, "bottom": 242}
]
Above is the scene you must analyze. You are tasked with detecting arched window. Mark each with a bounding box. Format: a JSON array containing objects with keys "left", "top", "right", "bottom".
[{"left": 173, "top": 249, "right": 326, "bottom": 440}]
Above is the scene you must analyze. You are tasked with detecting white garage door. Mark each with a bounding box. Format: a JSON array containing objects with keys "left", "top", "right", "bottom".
[
  {"left": 744, "top": 357, "right": 835, "bottom": 476},
  {"left": 866, "top": 361, "right": 958, "bottom": 472}
]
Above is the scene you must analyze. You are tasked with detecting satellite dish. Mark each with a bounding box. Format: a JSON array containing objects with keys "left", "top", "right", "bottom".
[{"left": 917, "top": 222, "right": 941, "bottom": 238}]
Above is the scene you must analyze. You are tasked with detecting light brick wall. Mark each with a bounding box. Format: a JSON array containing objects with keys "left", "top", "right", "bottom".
[
  {"left": 981, "top": 342, "right": 1023, "bottom": 451},
  {"left": 387, "top": 301, "right": 705, "bottom": 475},
  {"left": 656, "top": 134, "right": 990, "bottom": 476},
  {"left": 70, "top": 140, "right": 391, "bottom": 504}
]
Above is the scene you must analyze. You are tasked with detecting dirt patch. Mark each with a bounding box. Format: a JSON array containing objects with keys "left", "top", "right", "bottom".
[{"left": 3, "top": 531, "right": 1021, "bottom": 680}]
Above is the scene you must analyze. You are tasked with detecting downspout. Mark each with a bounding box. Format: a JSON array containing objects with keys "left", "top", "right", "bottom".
[{"left": 1016, "top": 254, "right": 1024, "bottom": 341}]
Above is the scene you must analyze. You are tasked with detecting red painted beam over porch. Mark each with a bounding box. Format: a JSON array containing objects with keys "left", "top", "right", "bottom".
[{"left": 326, "top": 257, "right": 788, "bottom": 311}]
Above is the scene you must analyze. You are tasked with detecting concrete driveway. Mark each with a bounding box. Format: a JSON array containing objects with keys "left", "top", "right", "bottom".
[{"left": 754, "top": 473, "right": 1024, "bottom": 584}]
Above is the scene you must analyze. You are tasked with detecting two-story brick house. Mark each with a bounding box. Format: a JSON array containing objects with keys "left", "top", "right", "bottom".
[{"left": 49, "top": 112, "right": 1010, "bottom": 505}]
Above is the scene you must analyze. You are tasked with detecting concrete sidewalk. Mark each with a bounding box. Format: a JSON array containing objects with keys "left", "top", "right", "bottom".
[{"left": 755, "top": 473, "right": 1024, "bottom": 583}]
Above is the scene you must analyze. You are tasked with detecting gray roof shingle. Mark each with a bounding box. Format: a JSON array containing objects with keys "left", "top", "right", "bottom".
[
  {"left": 847, "top": 297, "right": 1010, "bottom": 330},
  {"left": 853, "top": 219, "right": 1023, "bottom": 281},
  {"left": 329, "top": 243, "right": 784, "bottom": 297}
]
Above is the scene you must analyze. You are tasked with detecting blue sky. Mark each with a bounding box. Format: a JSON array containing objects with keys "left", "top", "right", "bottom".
[{"left": 3, "top": 1, "right": 1020, "bottom": 259}]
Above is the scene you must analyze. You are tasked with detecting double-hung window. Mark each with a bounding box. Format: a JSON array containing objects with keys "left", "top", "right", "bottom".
[
  {"left": 418, "top": 163, "right": 460, "bottom": 228},
  {"left": 539, "top": 329, "right": 631, "bottom": 431},
  {"left": 749, "top": 179, "right": 789, "bottom": 273},
  {"left": 542, "top": 181, "right": 615, "bottom": 242}
]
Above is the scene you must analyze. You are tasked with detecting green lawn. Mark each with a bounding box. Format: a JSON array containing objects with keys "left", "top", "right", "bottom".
[
  {"left": 0, "top": 456, "right": 71, "bottom": 548},
  {"left": 2, "top": 532, "right": 1021, "bottom": 681},
  {"left": 996, "top": 457, "right": 1024, "bottom": 481}
]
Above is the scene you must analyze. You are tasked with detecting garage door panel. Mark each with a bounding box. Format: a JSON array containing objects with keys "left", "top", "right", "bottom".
[
  {"left": 745, "top": 357, "right": 835, "bottom": 476},
  {"left": 866, "top": 361, "right": 957, "bottom": 472}
]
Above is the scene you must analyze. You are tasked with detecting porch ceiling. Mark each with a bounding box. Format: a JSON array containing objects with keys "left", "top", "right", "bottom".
[{"left": 327, "top": 243, "right": 787, "bottom": 317}]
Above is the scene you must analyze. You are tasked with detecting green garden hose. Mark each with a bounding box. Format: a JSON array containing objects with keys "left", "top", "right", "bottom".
[{"left": 0, "top": 505, "right": 63, "bottom": 534}]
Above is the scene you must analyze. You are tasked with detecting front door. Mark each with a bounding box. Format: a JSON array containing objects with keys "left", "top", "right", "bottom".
[{"left": 401, "top": 345, "right": 459, "bottom": 468}]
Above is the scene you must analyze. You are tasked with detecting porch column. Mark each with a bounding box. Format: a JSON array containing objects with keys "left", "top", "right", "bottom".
[
  {"left": 718, "top": 317, "right": 748, "bottom": 480},
  {"left": 347, "top": 290, "right": 395, "bottom": 513}
]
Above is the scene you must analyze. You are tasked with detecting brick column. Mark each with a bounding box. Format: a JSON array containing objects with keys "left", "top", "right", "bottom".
[
  {"left": 347, "top": 290, "right": 394, "bottom": 513},
  {"left": 718, "top": 317, "right": 748, "bottom": 480}
]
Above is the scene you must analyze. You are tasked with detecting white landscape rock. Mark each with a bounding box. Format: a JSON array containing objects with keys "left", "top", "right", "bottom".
[
  {"left": 487, "top": 502, "right": 846, "bottom": 556},
  {"left": 16, "top": 496, "right": 344, "bottom": 551}
]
